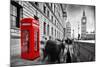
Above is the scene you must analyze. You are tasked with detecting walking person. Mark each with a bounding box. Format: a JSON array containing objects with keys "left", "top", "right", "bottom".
[
  {"left": 63, "top": 38, "right": 73, "bottom": 63},
  {"left": 43, "top": 40, "right": 61, "bottom": 64}
]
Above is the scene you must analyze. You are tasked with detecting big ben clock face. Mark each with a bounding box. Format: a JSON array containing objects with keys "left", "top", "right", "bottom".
[{"left": 82, "top": 19, "right": 86, "bottom": 24}]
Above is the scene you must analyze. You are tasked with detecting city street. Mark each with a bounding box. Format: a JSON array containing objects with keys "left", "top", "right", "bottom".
[
  {"left": 10, "top": 38, "right": 76, "bottom": 66},
  {"left": 10, "top": 1, "right": 95, "bottom": 66},
  {"left": 11, "top": 38, "right": 95, "bottom": 66},
  {"left": 73, "top": 40, "right": 95, "bottom": 62}
]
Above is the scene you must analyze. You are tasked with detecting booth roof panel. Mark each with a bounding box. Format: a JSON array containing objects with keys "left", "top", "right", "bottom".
[{"left": 21, "top": 18, "right": 39, "bottom": 25}]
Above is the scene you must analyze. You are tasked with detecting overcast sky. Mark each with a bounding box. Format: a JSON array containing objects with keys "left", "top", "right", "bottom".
[{"left": 65, "top": 4, "right": 95, "bottom": 38}]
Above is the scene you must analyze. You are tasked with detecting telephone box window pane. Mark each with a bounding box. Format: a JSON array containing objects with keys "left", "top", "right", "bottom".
[
  {"left": 34, "top": 31, "right": 38, "bottom": 51},
  {"left": 22, "top": 30, "right": 29, "bottom": 53}
]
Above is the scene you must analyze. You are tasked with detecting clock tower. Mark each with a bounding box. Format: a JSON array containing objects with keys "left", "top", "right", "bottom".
[{"left": 81, "top": 10, "right": 87, "bottom": 39}]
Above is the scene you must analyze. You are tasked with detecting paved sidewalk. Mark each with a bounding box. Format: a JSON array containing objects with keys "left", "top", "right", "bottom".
[
  {"left": 11, "top": 55, "right": 44, "bottom": 66},
  {"left": 10, "top": 38, "right": 46, "bottom": 66}
]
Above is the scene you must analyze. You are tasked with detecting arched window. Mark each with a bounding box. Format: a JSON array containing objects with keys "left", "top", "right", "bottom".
[
  {"left": 51, "top": 27, "right": 53, "bottom": 36},
  {"left": 47, "top": 24, "right": 49, "bottom": 35},
  {"left": 43, "top": 22, "right": 46, "bottom": 35}
]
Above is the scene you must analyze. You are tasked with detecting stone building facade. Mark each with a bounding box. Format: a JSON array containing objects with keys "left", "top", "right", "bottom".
[{"left": 10, "top": 0, "right": 67, "bottom": 42}]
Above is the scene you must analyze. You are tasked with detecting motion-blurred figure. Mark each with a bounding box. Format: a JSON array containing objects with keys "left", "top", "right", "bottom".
[
  {"left": 63, "top": 38, "right": 73, "bottom": 63},
  {"left": 42, "top": 39, "right": 65, "bottom": 63}
]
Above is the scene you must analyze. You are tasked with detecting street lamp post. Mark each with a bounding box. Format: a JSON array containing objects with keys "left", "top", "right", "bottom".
[{"left": 78, "top": 22, "right": 80, "bottom": 40}]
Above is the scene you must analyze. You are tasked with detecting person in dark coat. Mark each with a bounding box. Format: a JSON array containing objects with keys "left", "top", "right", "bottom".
[
  {"left": 66, "top": 48, "right": 72, "bottom": 63},
  {"left": 61, "top": 40, "right": 65, "bottom": 54},
  {"left": 65, "top": 38, "right": 72, "bottom": 45},
  {"left": 43, "top": 40, "right": 62, "bottom": 63}
]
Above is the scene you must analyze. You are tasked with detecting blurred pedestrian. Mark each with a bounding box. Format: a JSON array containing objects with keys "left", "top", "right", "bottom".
[
  {"left": 64, "top": 38, "right": 73, "bottom": 63},
  {"left": 66, "top": 47, "right": 71, "bottom": 63},
  {"left": 43, "top": 40, "right": 61, "bottom": 63}
]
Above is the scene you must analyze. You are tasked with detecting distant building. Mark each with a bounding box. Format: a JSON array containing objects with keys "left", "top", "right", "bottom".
[
  {"left": 81, "top": 10, "right": 87, "bottom": 40},
  {"left": 85, "top": 31, "right": 95, "bottom": 40},
  {"left": 65, "top": 21, "right": 71, "bottom": 39},
  {"left": 86, "top": 33, "right": 95, "bottom": 40}
]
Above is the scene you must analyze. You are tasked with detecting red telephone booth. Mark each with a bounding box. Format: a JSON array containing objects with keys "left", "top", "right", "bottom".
[{"left": 20, "top": 18, "right": 40, "bottom": 60}]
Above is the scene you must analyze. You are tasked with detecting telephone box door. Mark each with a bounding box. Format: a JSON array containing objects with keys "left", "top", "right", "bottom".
[
  {"left": 21, "top": 29, "right": 30, "bottom": 59},
  {"left": 32, "top": 25, "right": 40, "bottom": 59}
]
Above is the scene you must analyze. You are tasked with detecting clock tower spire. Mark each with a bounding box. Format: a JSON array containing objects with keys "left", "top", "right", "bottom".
[
  {"left": 81, "top": 10, "right": 87, "bottom": 40},
  {"left": 83, "top": 10, "right": 85, "bottom": 16}
]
